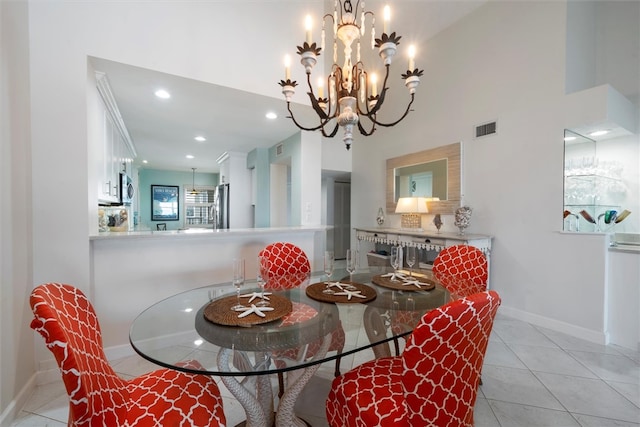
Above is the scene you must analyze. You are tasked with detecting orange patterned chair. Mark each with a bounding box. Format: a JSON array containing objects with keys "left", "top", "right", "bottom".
[
  {"left": 259, "top": 242, "right": 345, "bottom": 390},
  {"left": 30, "top": 283, "right": 226, "bottom": 427},
  {"left": 326, "top": 290, "right": 501, "bottom": 427},
  {"left": 432, "top": 244, "right": 488, "bottom": 299},
  {"left": 258, "top": 241, "right": 312, "bottom": 290}
]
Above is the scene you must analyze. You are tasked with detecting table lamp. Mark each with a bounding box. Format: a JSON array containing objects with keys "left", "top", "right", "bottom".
[{"left": 395, "top": 197, "right": 428, "bottom": 229}]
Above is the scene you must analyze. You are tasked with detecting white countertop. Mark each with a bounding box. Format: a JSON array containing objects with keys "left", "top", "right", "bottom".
[{"left": 90, "top": 225, "right": 329, "bottom": 241}]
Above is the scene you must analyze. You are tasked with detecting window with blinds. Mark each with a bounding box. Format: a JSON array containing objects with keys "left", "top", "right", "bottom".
[{"left": 184, "top": 186, "right": 215, "bottom": 228}]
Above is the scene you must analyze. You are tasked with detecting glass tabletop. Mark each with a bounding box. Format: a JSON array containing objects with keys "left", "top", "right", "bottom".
[{"left": 129, "top": 269, "right": 449, "bottom": 376}]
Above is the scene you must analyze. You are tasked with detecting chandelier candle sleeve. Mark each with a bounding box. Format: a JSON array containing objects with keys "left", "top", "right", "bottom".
[
  {"left": 284, "top": 55, "right": 291, "bottom": 80},
  {"left": 305, "top": 15, "right": 312, "bottom": 44},
  {"left": 408, "top": 45, "right": 415, "bottom": 70},
  {"left": 383, "top": 5, "right": 390, "bottom": 34}
]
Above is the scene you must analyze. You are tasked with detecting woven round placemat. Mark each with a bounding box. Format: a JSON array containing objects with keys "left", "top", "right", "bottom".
[
  {"left": 306, "top": 282, "right": 377, "bottom": 304},
  {"left": 372, "top": 274, "right": 436, "bottom": 291},
  {"left": 203, "top": 294, "right": 292, "bottom": 326}
]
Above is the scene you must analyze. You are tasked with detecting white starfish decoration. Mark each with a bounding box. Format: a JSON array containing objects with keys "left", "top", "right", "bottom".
[
  {"left": 401, "top": 278, "right": 426, "bottom": 289},
  {"left": 334, "top": 289, "right": 367, "bottom": 300},
  {"left": 382, "top": 271, "right": 406, "bottom": 281},
  {"left": 326, "top": 281, "right": 346, "bottom": 290},
  {"left": 236, "top": 304, "right": 275, "bottom": 318},
  {"left": 239, "top": 292, "right": 272, "bottom": 303}
]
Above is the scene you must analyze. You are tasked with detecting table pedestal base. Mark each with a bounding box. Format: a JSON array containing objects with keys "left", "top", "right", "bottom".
[{"left": 218, "top": 334, "right": 332, "bottom": 427}]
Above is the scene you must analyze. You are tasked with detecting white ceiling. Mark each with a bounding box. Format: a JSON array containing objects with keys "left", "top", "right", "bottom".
[{"left": 90, "top": 1, "right": 487, "bottom": 174}]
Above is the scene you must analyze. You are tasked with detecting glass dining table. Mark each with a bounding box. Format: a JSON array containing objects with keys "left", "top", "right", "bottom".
[{"left": 129, "top": 268, "right": 449, "bottom": 427}]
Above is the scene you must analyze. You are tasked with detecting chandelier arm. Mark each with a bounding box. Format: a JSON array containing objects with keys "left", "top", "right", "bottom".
[
  {"left": 286, "top": 102, "right": 329, "bottom": 132},
  {"left": 320, "top": 122, "right": 341, "bottom": 138},
  {"left": 308, "top": 92, "right": 329, "bottom": 120},
  {"left": 363, "top": 93, "right": 416, "bottom": 128},
  {"left": 359, "top": 64, "right": 391, "bottom": 116},
  {"left": 305, "top": 73, "right": 330, "bottom": 120},
  {"left": 356, "top": 118, "right": 376, "bottom": 136}
]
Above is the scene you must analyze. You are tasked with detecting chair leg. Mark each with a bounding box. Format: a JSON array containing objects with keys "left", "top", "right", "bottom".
[
  {"left": 334, "top": 353, "right": 342, "bottom": 377},
  {"left": 393, "top": 337, "right": 400, "bottom": 356},
  {"left": 278, "top": 372, "right": 285, "bottom": 399}
]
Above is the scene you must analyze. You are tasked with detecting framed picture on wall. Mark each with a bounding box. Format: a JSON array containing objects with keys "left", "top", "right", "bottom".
[{"left": 151, "top": 185, "right": 179, "bottom": 221}]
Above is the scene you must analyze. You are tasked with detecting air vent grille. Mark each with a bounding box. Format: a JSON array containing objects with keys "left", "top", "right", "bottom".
[
  {"left": 276, "top": 143, "right": 284, "bottom": 156},
  {"left": 475, "top": 121, "right": 497, "bottom": 138}
]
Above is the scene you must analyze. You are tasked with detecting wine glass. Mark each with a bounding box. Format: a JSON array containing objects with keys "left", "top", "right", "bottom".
[
  {"left": 256, "top": 256, "right": 269, "bottom": 307},
  {"left": 230, "top": 258, "right": 245, "bottom": 311},
  {"left": 323, "top": 251, "right": 335, "bottom": 294},
  {"left": 390, "top": 246, "right": 400, "bottom": 280},
  {"left": 406, "top": 246, "right": 416, "bottom": 277},
  {"left": 345, "top": 249, "right": 357, "bottom": 290}
]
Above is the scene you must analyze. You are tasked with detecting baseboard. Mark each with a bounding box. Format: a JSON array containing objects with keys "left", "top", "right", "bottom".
[
  {"left": 500, "top": 304, "right": 607, "bottom": 345},
  {"left": 0, "top": 373, "right": 36, "bottom": 427}
]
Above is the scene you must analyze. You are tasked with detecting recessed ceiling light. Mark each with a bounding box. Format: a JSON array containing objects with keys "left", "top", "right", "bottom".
[
  {"left": 589, "top": 130, "right": 609, "bottom": 137},
  {"left": 564, "top": 136, "right": 576, "bottom": 142},
  {"left": 266, "top": 112, "right": 278, "bottom": 120},
  {"left": 194, "top": 136, "right": 206, "bottom": 142},
  {"left": 154, "top": 89, "right": 171, "bottom": 99},
  {"left": 142, "top": 160, "right": 148, "bottom": 164},
  {"left": 186, "top": 154, "right": 194, "bottom": 159}
]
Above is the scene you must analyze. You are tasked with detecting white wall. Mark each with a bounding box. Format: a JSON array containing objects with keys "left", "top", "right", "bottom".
[
  {"left": 299, "top": 131, "right": 322, "bottom": 226},
  {"left": 351, "top": 1, "right": 638, "bottom": 343},
  {"left": 1, "top": 1, "right": 36, "bottom": 420}
]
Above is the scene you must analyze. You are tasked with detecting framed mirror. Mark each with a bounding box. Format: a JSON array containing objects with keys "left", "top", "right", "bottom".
[{"left": 386, "top": 142, "right": 461, "bottom": 214}]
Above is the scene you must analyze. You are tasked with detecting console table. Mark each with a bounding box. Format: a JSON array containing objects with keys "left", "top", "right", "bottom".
[{"left": 355, "top": 227, "right": 493, "bottom": 286}]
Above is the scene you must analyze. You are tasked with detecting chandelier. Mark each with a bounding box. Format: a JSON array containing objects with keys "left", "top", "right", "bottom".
[
  {"left": 189, "top": 167, "right": 198, "bottom": 195},
  {"left": 278, "top": 1, "right": 423, "bottom": 150}
]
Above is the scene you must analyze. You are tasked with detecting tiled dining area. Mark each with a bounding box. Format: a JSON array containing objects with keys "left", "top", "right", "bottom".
[{"left": 11, "top": 311, "right": 639, "bottom": 427}]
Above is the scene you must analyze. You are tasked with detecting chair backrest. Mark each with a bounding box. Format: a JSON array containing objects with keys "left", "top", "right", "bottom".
[
  {"left": 30, "top": 283, "right": 128, "bottom": 425},
  {"left": 432, "top": 244, "right": 488, "bottom": 295},
  {"left": 259, "top": 242, "right": 311, "bottom": 290},
  {"left": 401, "top": 290, "right": 501, "bottom": 427}
]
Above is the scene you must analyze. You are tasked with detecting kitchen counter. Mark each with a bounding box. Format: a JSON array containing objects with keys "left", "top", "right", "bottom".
[
  {"left": 90, "top": 225, "right": 329, "bottom": 349},
  {"left": 90, "top": 225, "right": 329, "bottom": 240}
]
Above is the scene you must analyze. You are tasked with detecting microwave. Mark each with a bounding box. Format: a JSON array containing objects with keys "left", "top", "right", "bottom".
[{"left": 120, "top": 173, "right": 134, "bottom": 205}]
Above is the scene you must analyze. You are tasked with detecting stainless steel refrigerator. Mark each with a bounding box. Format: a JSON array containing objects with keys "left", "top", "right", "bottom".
[{"left": 213, "top": 183, "right": 229, "bottom": 229}]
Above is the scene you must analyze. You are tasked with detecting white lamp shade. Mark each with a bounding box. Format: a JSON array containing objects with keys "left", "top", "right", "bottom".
[{"left": 395, "top": 197, "right": 429, "bottom": 213}]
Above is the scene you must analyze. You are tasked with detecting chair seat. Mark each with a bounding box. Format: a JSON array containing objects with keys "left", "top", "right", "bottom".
[
  {"left": 326, "top": 357, "right": 407, "bottom": 426},
  {"left": 127, "top": 368, "right": 226, "bottom": 426}
]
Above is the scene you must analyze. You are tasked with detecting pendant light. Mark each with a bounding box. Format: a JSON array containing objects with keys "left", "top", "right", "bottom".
[{"left": 189, "top": 168, "right": 198, "bottom": 195}]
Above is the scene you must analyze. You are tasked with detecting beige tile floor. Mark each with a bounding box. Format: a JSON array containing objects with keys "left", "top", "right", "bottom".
[{"left": 10, "top": 312, "right": 639, "bottom": 427}]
